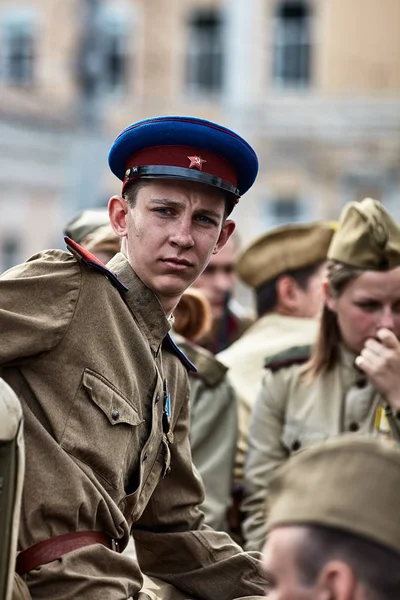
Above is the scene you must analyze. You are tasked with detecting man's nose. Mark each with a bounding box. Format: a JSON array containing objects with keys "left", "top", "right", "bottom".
[
  {"left": 169, "top": 220, "right": 194, "bottom": 249},
  {"left": 214, "top": 270, "right": 233, "bottom": 292}
]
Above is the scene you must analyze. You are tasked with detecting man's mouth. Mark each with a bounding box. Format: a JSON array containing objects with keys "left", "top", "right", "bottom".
[{"left": 161, "top": 257, "right": 193, "bottom": 269}]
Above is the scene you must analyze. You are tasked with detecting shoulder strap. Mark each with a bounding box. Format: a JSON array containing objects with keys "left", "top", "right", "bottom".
[
  {"left": 264, "top": 344, "right": 312, "bottom": 372},
  {"left": 65, "top": 236, "right": 128, "bottom": 292},
  {"left": 163, "top": 333, "right": 197, "bottom": 373}
]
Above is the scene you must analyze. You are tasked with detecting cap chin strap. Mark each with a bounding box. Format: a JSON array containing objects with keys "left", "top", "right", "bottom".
[{"left": 124, "top": 165, "right": 240, "bottom": 200}]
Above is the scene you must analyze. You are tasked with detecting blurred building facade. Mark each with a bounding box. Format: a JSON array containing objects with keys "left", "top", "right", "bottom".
[{"left": 1, "top": 0, "right": 400, "bottom": 272}]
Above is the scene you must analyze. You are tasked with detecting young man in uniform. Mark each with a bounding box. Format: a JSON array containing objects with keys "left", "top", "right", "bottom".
[
  {"left": 0, "top": 116, "right": 267, "bottom": 599},
  {"left": 263, "top": 435, "right": 400, "bottom": 599}
]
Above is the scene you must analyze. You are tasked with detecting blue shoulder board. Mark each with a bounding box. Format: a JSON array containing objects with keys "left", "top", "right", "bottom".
[{"left": 163, "top": 333, "right": 197, "bottom": 373}]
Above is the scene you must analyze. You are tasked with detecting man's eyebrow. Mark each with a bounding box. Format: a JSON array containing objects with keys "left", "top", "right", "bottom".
[
  {"left": 149, "top": 198, "right": 222, "bottom": 220},
  {"left": 149, "top": 198, "right": 183, "bottom": 207}
]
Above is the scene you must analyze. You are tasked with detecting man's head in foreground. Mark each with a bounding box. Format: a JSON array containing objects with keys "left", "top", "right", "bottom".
[
  {"left": 263, "top": 436, "right": 400, "bottom": 600},
  {"left": 106, "top": 116, "right": 258, "bottom": 315}
]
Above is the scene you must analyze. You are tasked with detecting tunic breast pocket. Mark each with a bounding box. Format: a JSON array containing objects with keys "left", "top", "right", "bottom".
[
  {"left": 281, "top": 422, "right": 328, "bottom": 455},
  {"left": 60, "top": 368, "right": 144, "bottom": 490}
]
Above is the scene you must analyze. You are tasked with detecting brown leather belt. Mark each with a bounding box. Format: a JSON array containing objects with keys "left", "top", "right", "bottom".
[{"left": 15, "top": 531, "right": 121, "bottom": 575}]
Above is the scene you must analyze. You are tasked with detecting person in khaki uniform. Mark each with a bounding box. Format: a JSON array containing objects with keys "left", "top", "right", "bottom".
[
  {"left": 192, "top": 232, "right": 254, "bottom": 355},
  {"left": 0, "top": 116, "right": 268, "bottom": 599},
  {"left": 173, "top": 289, "right": 237, "bottom": 532},
  {"left": 218, "top": 222, "right": 335, "bottom": 486},
  {"left": 243, "top": 198, "right": 400, "bottom": 553},
  {"left": 263, "top": 435, "right": 400, "bottom": 599}
]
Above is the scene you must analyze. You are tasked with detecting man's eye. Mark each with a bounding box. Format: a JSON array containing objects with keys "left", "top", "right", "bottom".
[
  {"left": 196, "top": 215, "right": 217, "bottom": 226},
  {"left": 155, "top": 208, "right": 173, "bottom": 215}
]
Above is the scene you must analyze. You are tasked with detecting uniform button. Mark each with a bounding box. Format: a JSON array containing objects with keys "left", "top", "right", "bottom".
[
  {"left": 166, "top": 466, "right": 172, "bottom": 475},
  {"left": 155, "top": 394, "right": 160, "bottom": 404},
  {"left": 349, "top": 422, "right": 359, "bottom": 431},
  {"left": 111, "top": 409, "right": 120, "bottom": 421},
  {"left": 291, "top": 440, "right": 301, "bottom": 452},
  {"left": 143, "top": 453, "right": 148, "bottom": 462}
]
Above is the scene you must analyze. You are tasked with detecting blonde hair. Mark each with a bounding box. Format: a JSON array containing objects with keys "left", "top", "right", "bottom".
[
  {"left": 173, "top": 289, "right": 212, "bottom": 342},
  {"left": 305, "top": 261, "right": 364, "bottom": 380}
]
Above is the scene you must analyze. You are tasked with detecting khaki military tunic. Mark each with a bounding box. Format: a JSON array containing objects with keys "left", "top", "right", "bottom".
[
  {"left": 218, "top": 314, "right": 318, "bottom": 482},
  {"left": 174, "top": 333, "right": 237, "bottom": 532},
  {"left": 0, "top": 248, "right": 267, "bottom": 600},
  {"left": 242, "top": 345, "right": 400, "bottom": 552}
]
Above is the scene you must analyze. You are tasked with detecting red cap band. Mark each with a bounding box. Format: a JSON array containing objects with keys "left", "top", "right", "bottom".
[{"left": 123, "top": 145, "right": 238, "bottom": 191}]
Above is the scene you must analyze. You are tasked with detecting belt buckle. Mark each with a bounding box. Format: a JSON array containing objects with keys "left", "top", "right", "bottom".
[{"left": 111, "top": 538, "right": 119, "bottom": 552}]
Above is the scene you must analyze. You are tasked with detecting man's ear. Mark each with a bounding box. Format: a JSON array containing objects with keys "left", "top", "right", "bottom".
[
  {"left": 276, "top": 275, "right": 299, "bottom": 311},
  {"left": 108, "top": 195, "right": 128, "bottom": 237},
  {"left": 212, "top": 219, "right": 236, "bottom": 255},
  {"left": 316, "top": 560, "right": 358, "bottom": 600},
  {"left": 323, "top": 279, "right": 336, "bottom": 313}
]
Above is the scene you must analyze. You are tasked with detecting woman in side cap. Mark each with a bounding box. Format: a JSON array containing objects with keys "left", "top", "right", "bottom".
[{"left": 242, "top": 198, "right": 400, "bottom": 553}]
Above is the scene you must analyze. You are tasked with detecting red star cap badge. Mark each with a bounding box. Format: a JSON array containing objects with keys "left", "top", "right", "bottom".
[{"left": 188, "top": 155, "right": 206, "bottom": 170}]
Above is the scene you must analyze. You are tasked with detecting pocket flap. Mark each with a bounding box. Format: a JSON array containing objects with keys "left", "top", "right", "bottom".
[{"left": 82, "top": 369, "right": 143, "bottom": 426}]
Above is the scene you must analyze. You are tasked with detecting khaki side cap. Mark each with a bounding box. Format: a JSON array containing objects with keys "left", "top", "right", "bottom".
[
  {"left": 64, "top": 209, "right": 110, "bottom": 244},
  {"left": 327, "top": 198, "right": 400, "bottom": 270},
  {"left": 237, "top": 221, "right": 336, "bottom": 289},
  {"left": 267, "top": 435, "right": 400, "bottom": 556}
]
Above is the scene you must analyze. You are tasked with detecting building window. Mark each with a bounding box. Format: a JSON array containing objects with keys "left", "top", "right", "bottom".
[
  {"left": 272, "top": 1, "right": 311, "bottom": 88},
  {"left": 100, "top": 15, "right": 128, "bottom": 93},
  {"left": 264, "top": 196, "right": 306, "bottom": 227},
  {"left": 2, "top": 13, "right": 35, "bottom": 86},
  {"left": 1, "top": 238, "right": 20, "bottom": 273},
  {"left": 186, "top": 10, "right": 224, "bottom": 94}
]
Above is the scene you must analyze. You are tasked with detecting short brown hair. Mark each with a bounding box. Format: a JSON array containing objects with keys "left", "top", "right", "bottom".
[
  {"left": 305, "top": 261, "right": 363, "bottom": 380},
  {"left": 296, "top": 525, "right": 400, "bottom": 599}
]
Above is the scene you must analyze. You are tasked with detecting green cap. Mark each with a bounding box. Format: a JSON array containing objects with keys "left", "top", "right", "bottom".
[
  {"left": 237, "top": 221, "right": 336, "bottom": 289},
  {"left": 328, "top": 198, "right": 400, "bottom": 270},
  {"left": 63, "top": 209, "right": 110, "bottom": 244},
  {"left": 267, "top": 435, "right": 400, "bottom": 556}
]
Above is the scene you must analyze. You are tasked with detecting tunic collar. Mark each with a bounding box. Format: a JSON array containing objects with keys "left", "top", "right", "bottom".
[{"left": 107, "top": 252, "right": 171, "bottom": 355}]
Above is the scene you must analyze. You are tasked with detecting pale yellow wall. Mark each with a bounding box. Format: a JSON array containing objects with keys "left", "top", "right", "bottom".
[
  {"left": 0, "top": 0, "right": 80, "bottom": 117},
  {"left": 319, "top": 0, "right": 400, "bottom": 91}
]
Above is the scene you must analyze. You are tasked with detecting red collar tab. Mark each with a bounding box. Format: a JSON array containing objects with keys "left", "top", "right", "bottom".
[{"left": 64, "top": 236, "right": 128, "bottom": 292}]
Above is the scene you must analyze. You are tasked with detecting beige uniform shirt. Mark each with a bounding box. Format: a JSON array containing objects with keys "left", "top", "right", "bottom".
[
  {"left": 242, "top": 346, "right": 400, "bottom": 552},
  {"left": 174, "top": 334, "right": 237, "bottom": 532},
  {"left": 0, "top": 248, "right": 267, "bottom": 600},
  {"left": 218, "top": 314, "right": 318, "bottom": 482}
]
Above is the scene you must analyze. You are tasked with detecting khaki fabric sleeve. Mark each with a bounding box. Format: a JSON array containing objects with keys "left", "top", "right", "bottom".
[
  {"left": 242, "top": 369, "right": 288, "bottom": 553},
  {"left": 132, "top": 388, "right": 268, "bottom": 600},
  {"left": 385, "top": 410, "right": 400, "bottom": 443},
  {"left": 0, "top": 252, "right": 81, "bottom": 366},
  {"left": 189, "top": 376, "right": 237, "bottom": 532}
]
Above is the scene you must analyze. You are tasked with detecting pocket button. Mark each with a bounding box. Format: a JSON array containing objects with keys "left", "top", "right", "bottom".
[
  {"left": 291, "top": 440, "right": 301, "bottom": 452},
  {"left": 111, "top": 409, "right": 120, "bottom": 421}
]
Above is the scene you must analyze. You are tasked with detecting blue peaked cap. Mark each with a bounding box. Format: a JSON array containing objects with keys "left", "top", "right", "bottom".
[{"left": 108, "top": 116, "right": 258, "bottom": 207}]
